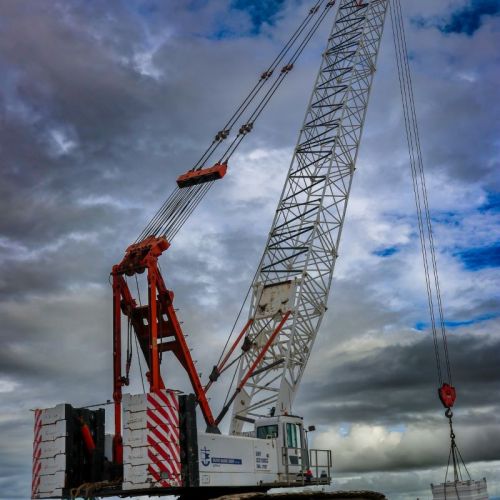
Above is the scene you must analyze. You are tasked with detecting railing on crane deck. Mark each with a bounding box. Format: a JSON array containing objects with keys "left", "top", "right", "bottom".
[{"left": 281, "top": 446, "right": 333, "bottom": 486}]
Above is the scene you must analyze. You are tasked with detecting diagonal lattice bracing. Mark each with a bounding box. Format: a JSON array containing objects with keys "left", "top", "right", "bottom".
[{"left": 230, "top": 0, "right": 389, "bottom": 434}]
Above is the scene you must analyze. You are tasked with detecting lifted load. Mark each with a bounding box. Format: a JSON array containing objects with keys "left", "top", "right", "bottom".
[{"left": 431, "top": 478, "right": 489, "bottom": 500}]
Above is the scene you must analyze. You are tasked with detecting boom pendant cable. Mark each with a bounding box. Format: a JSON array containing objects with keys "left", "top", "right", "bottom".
[
  {"left": 136, "top": 0, "right": 337, "bottom": 244},
  {"left": 193, "top": 0, "right": 328, "bottom": 171}
]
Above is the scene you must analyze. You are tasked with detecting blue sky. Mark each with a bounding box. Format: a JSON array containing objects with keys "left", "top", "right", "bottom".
[
  {"left": 439, "top": 0, "right": 500, "bottom": 35},
  {"left": 413, "top": 0, "right": 500, "bottom": 35},
  {"left": 232, "top": 0, "right": 286, "bottom": 33}
]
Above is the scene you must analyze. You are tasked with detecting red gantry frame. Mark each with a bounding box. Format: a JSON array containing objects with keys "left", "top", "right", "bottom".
[
  {"left": 110, "top": 235, "right": 217, "bottom": 464},
  {"left": 110, "top": 233, "right": 291, "bottom": 465}
]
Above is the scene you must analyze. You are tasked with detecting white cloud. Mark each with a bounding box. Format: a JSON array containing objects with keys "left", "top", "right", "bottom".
[{"left": 49, "top": 127, "right": 77, "bottom": 156}]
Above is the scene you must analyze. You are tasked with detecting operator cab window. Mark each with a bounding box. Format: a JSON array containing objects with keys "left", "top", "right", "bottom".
[
  {"left": 286, "top": 422, "right": 301, "bottom": 449},
  {"left": 256, "top": 424, "right": 278, "bottom": 439}
]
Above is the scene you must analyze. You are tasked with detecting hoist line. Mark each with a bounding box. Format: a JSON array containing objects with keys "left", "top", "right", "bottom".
[
  {"left": 138, "top": 180, "right": 211, "bottom": 242},
  {"left": 393, "top": 5, "right": 466, "bottom": 488},
  {"left": 136, "top": 185, "right": 184, "bottom": 242},
  {"left": 393, "top": 0, "right": 452, "bottom": 384},
  {"left": 390, "top": 0, "right": 452, "bottom": 385},
  {"left": 136, "top": 0, "right": 336, "bottom": 244},
  {"left": 158, "top": 185, "right": 203, "bottom": 237},
  {"left": 140, "top": 189, "right": 183, "bottom": 240},
  {"left": 167, "top": 182, "right": 214, "bottom": 240},
  {"left": 396, "top": 0, "right": 452, "bottom": 384},
  {"left": 389, "top": 1, "right": 442, "bottom": 384}
]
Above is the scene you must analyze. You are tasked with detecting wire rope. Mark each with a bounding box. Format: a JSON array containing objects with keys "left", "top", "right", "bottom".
[
  {"left": 390, "top": 0, "right": 453, "bottom": 386},
  {"left": 136, "top": 1, "right": 336, "bottom": 244}
]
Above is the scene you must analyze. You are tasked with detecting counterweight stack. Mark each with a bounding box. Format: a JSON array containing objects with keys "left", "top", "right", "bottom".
[{"left": 230, "top": 0, "right": 389, "bottom": 433}]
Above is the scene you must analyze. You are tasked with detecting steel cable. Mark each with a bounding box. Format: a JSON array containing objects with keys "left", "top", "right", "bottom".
[
  {"left": 394, "top": 0, "right": 452, "bottom": 384},
  {"left": 135, "top": 1, "right": 336, "bottom": 244},
  {"left": 390, "top": 0, "right": 452, "bottom": 385},
  {"left": 221, "top": 5, "right": 334, "bottom": 162},
  {"left": 192, "top": 0, "right": 328, "bottom": 172}
]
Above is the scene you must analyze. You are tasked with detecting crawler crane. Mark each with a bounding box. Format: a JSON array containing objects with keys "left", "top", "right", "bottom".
[{"left": 32, "top": 1, "right": 481, "bottom": 498}]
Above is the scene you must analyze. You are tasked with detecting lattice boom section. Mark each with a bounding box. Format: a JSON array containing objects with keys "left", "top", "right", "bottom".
[
  {"left": 123, "top": 390, "right": 181, "bottom": 490},
  {"left": 231, "top": 0, "right": 389, "bottom": 433}
]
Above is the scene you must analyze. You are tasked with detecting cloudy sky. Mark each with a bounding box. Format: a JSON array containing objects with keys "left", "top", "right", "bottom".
[{"left": 0, "top": 0, "right": 499, "bottom": 499}]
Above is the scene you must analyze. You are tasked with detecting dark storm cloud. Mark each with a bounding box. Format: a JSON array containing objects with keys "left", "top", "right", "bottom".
[
  {"left": 0, "top": 1, "right": 165, "bottom": 251},
  {"left": 0, "top": 2, "right": 152, "bottom": 137},
  {"left": 0, "top": 0, "right": 320, "bottom": 254},
  {"left": 297, "top": 330, "right": 500, "bottom": 474},
  {"left": 298, "top": 332, "right": 500, "bottom": 426}
]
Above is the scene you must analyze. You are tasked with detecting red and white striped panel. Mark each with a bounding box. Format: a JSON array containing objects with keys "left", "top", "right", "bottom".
[
  {"left": 32, "top": 409, "right": 42, "bottom": 499},
  {"left": 146, "top": 390, "right": 181, "bottom": 487}
]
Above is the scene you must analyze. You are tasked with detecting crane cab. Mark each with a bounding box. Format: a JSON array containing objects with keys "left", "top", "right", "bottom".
[{"left": 253, "top": 415, "right": 311, "bottom": 481}]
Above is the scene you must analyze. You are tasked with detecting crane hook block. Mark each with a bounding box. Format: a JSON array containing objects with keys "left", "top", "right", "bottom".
[
  {"left": 176, "top": 162, "right": 228, "bottom": 189},
  {"left": 438, "top": 382, "right": 456, "bottom": 409}
]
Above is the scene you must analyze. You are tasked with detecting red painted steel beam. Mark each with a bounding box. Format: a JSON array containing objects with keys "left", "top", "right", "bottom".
[
  {"left": 215, "top": 311, "right": 291, "bottom": 426},
  {"left": 156, "top": 281, "right": 218, "bottom": 430},
  {"left": 204, "top": 318, "right": 254, "bottom": 393},
  {"left": 176, "top": 162, "right": 227, "bottom": 189},
  {"left": 111, "top": 274, "right": 124, "bottom": 465},
  {"left": 148, "top": 267, "right": 161, "bottom": 391},
  {"left": 112, "top": 235, "right": 218, "bottom": 434},
  {"left": 237, "top": 311, "right": 291, "bottom": 391}
]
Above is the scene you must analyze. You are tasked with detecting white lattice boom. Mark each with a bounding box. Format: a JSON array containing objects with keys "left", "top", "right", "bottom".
[{"left": 230, "top": 0, "right": 389, "bottom": 433}]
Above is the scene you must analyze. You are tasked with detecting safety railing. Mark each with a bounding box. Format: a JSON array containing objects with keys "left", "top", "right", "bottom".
[
  {"left": 309, "top": 448, "right": 332, "bottom": 483},
  {"left": 282, "top": 446, "right": 306, "bottom": 485},
  {"left": 281, "top": 447, "right": 332, "bottom": 485}
]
